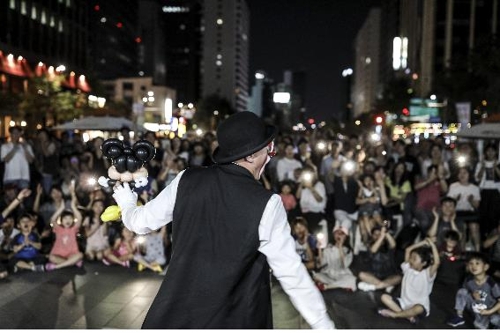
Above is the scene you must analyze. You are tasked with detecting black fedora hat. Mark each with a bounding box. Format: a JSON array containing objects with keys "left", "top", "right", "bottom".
[{"left": 212, "top": 111, "right": 277, "bottom": 164}]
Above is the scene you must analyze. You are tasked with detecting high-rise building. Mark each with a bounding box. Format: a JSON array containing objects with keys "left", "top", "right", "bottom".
[
  {"left": 400, "top": 0, "right": 500, "bottom": 97},
  {"left": 89, "top": 1, "right": 140, "bottom": 81},
  {"left": 200, "top": 0, "right": 249, "bottom": 113},
  {"left": 160, "top": 0, "right": 202, "bottom": 105},
  {"left": 0, "top": 0, "right": 90, "bottom": 72},
  {"left": 138, "top": 0, "right": 167, "bottom": 86},
  {"left": 352, "top": 7, "right": 381, "bottom": 118}
]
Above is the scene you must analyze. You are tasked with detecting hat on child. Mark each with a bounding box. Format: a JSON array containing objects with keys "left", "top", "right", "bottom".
[{"left": 333, "top": 225, "right": 349, "bottom": 235}]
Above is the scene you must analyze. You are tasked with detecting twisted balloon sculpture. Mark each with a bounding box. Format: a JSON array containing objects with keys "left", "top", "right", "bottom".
[{"left": 98, "top": 138, "right": 156, "bottom": 189}]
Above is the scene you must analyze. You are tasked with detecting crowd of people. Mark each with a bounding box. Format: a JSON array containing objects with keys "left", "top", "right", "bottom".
[{"left": 1, "top": 122, "right": 500, "bottom": 328}]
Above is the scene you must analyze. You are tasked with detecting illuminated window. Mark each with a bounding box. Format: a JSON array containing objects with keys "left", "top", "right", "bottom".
[
  {"left": 9, "top": 0, "right": 15, "bottom": 10},
  {"left": 58, "top": 20, "right": 64, "bottom": 32},
  {"left": 21, "top": 1, "right": 27, "bottom": 15},
  {"left": 66, "top": 0, "right": 71, "bottom": 7},
  {"left": 50, "top": 16, "right": 55, "bottom": 27},
  {"left": 41, "top": 10, "right": 47, "bottom": 24},
  {"left": 31, "top": 5, "right": 37, "bottom": 19}
]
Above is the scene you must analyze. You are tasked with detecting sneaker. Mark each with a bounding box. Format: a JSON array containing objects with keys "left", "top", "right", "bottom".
[
  {"left": 358, "top": 281, "right": 376, "bottom": 292},
  {"left": 385, "top": 285, "right": 395, "bottom": 294},
  {"left": 102, "top": 258, "right": 111, "bottom": 266},
  {"left": 447, "top": 315, "right": 465, "bottom": 327},
  {"left": 137, "top": 263, "right": 145, "bottom": 272},
  {"left": 45, "top": 263, "right": 57, "bottom": 271},
  {"left": 33, "top": 264, "right": 45, "bottom": 272}
]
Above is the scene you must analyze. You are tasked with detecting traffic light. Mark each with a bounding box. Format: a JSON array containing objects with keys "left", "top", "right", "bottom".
[
  {"left": 375, "top": 115, "right": 383, "bottom": 124},
  {"left": 402, "top": 107, "right": 410, "bottom": 116}
]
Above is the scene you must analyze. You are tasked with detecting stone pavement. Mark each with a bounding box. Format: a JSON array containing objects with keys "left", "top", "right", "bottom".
[{"left": 0, "top": 261, "right": 477, "bottom": 329}]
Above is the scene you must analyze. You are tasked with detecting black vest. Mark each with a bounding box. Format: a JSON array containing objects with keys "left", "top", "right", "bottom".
[{"left": 142, "top": 164, "right": 274, "bottom": 329}]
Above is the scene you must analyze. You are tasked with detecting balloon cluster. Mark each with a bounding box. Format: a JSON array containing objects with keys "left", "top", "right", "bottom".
[{"left": 98, "top": 138, "right": 156, "bottom": 189}]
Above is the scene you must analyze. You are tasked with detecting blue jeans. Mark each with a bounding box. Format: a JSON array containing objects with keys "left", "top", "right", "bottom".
[{"left": 3, "top": 179, "right": 30, "bottom": 190}]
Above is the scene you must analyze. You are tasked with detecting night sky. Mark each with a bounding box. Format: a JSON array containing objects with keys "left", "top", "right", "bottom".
[{"left": 248, "top": 0, "right": 380, "bottom": 122}]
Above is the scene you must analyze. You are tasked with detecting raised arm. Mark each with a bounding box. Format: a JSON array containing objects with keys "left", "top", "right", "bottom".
[
  {"left": 425, "top": 237, "right": 440, "bottom": 277},
  {"left": 426, "top": 207, "right": 440, "bottom": 242},
  {"left": 2, "top": 188, "right": 31, "bottom": 219},
  {"left": 70, "top": 184, "right": 82, "bottom": 227}
]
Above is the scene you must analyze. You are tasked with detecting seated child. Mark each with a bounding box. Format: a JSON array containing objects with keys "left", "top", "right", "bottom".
[
  {"left": 134, "top": 226, "right": 167, "bottom": 273},
  {"left": 44, "top": 187, "right": 84, "bottom": 271},
  {"left": 9, "top": 213, "right": 46, "bottom": 272},
  {"left": 102, "top": 226, "right": 137, "bottom": 267},
  {"left": 378, "top": 238, "right": 440, "bottom": 324},
  {"left": 357, "top": 225, "right": 402, "bottom": 292},
  {"left": 447, "top": 252, "right": 500, "bottom": 329},
  {"left": 292, "top": 217, "right": 318, "bottom": 272},
  {"left": 436, "top": 229, "right": 466, "bottom": 285},
  {"left": 312, "top": 225, "right": 357, "bottom": 291}
]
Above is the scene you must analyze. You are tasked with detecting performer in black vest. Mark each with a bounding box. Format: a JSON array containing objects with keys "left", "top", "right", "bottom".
[{"left": 113, "top": 111, "right": 334, "bottom": 329}]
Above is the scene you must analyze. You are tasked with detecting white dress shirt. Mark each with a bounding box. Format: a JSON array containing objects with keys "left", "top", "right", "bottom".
[{"left": 115, "top": 170, "right": 334, "bottom": 329}]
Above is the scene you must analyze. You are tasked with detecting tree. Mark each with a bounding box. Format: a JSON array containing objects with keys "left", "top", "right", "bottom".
[
  {"left": 194, "top": 94, "right": 235, "bottom": 131},
  {"left": 18, "top": 75, "right": 87, "bottom": 129}
]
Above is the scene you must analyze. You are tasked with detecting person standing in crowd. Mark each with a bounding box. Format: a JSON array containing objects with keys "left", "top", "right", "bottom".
[
  {"left": 0, "top": 126, "right": 35, "bottom": 190},
  {"left": 474, "top": 143, "right": 500, "bottom": 238},
  {"left": 320, "top": 140, "right": 346, "bottom": 227},
  {"left": 295, "top": 166, "right": 327, "bottom": 235},
  {"left": 447, "top": 167, "right": 481, "bottom": 252},
  {"left": 33, "top": 129, "right": 60, "bottom": 195},
  {"left": 112, "top": 111, "right": 334, "bottom": 329},
  {"left": 276, "top": 143, "right": 303, "bottom": 183}
]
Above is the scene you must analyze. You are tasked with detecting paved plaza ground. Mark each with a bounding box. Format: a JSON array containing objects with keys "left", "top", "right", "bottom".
[{"left": 0, "top": 260, "right": 477, "bottom": 329}]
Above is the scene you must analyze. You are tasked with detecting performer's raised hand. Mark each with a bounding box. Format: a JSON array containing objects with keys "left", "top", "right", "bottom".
[{"left": 113, "top": 182, "right": 138, "bottom": 208}]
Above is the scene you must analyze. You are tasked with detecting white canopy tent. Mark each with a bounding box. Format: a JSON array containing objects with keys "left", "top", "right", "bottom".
[
  {"left": 52, "top": 116, "right": 143, "bottom": 131},
  {"left": 455, "top": 123, "right": 500, "bottom": 139}
]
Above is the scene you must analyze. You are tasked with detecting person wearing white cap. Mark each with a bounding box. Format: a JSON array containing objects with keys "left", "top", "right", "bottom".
[{"left": 313, "top": 225, "right": 357, "bottom": 291}]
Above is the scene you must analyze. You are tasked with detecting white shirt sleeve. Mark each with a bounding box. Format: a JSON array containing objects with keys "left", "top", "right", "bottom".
[
  {"left": 258, "top": 194, "right": 335, "bottom": 329},
  {"left": 120, "top": 170, "right": 186, "bottom": 234}
]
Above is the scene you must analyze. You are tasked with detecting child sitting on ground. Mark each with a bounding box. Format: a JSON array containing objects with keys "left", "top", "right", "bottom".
[
  {"left": 44, "top": 184, "right": 84, "bottom": 271},
  {"left": 102, "top": 226, "right": 136, "bottom": 268},
  {"left": 447, "top": 252, "right": 500, "bottom": 329},
  {"left": 10, "top": 213, "right": 46, "bottom": 272},
  {"left": 134, "top": 226, "right": 167, "bottom": 273},
  {"left": 312, "top": 224, "right": 357, "bottom": 291},
  {"left": 378, "top": 237, "right": 440, "bottom": 324},
  {"left": 357, "top": 225, "right": 402, "bottom": 293}
]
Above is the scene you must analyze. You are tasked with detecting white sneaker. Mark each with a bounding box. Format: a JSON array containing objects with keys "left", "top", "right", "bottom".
[
  {"left": 385, "top": 286, "right": 395, "bottom": 294},
  {"left": 357, "top": 281, "right": 376, "bottom": 291}
]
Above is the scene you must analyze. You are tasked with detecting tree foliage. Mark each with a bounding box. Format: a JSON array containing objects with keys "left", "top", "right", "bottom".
[{"left": 194, "top": 94, "right": 235, "bottom": 130}]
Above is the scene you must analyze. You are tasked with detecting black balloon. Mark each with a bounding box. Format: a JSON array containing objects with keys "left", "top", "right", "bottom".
[
  {"left": 127, "top": 155, "right": 139, "bottom": 173},
  {"left": 135, "top": 147, "right": 149, "bottom": 161},
  {"left": 115, "top": 155, "right": 127, "bottom": 173},
  {"left": 107, "top": 145, "right": 122, "bottom": 158}
]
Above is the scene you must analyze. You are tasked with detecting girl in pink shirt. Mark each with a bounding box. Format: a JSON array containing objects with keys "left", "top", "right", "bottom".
[
  {"left": 102, "top": 226, "right": 137, "bottom": 267},
  {"left": 45, "top": 184, "right": 83, "bottom": 271}
]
